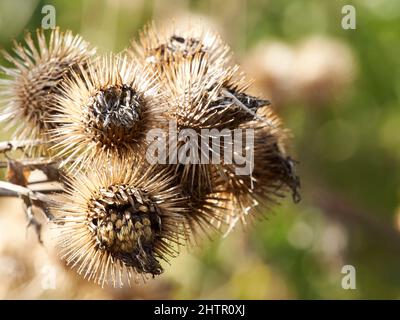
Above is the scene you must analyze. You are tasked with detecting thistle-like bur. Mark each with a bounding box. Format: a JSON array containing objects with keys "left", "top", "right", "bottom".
[
  {"left": 131, "top": 22, "right": 231, "bottom": 71},
  {"left": 133, "top": 22, "right": 269, "bottom": 124},
  {"left": 163, "top": 53, "right": 271, "bottom": 131},
  {"left": 52, "top": 160, "right": 188, "bottom": 287},
  {"left": 161, "top": 54, "right": 269, "bottom": 195},
  {"left": 215, "top": 107, "right": 300, "bottom": 229},
  {"left": 0, "top": 28, "right": 95, "bottom": 149},
  {"left": 50, "top": 54, "right": 165, "bottom": 172}
]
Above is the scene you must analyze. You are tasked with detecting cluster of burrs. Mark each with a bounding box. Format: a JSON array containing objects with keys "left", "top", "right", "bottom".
[{"left": 0, "top": 22, "right": 300, "bottom": 287}]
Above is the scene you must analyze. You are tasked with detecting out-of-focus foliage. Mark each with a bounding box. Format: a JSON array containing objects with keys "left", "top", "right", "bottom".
[{"left": 0, "top": 0, "right": 400, "bottom": 299}]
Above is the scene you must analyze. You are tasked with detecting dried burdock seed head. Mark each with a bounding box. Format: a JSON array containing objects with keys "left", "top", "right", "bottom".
[
  {"left": 162, "top": 54, "right": 269, "bottom": 193},
  {"left": 0, "top": 28, "right": 95, "bottom": 150},
  {"left": 164, "top": 53, "right": 269, "bottom": 130},
  {"left": 215, "top": 107, "right": 300, "bottom": 232},
  {"left": 133, "top": 21, "right": 269, "bottom": 121},
  {"left": 131, "top": 21, "right": 231, "bottom": 72},
  {"left": 50, "top": 54, "right": 165, "bottom": 172},
  {"left": 51, "top": 159, "right": 188, "bottom": 287}
]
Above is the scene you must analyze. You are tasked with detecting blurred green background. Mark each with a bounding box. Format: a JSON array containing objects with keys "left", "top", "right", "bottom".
[{"left": 0, "top": 0, "right": 400, "bottom": 299}]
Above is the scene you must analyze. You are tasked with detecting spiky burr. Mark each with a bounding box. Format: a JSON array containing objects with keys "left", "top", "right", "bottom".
[
  {"left": 215, "top": 107, "right": 300, "bottom": 231},
  {"left": 49, "top": 54, "right": 166, "bottom": 172},
  {"left": 51, "top": 159, "right": 188, "bottom": 287},
  {"left": 161, "top": 53, "right": 269, "bottom": 194},
  {"left": 132, "top": 22, "right": 269, "bottom": 125},
  {"left": 0, "top": 28, "right": 96, "bottom": 152},
  {"left": 130, "top": 21, "right": 231, "bottom": 72}
]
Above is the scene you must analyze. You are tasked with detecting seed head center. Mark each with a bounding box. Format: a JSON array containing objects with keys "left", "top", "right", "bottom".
[
  {"left": 87, "top": 185, "right": 159, "bottom": 256},
  {"left": 85, "top": 85, "right": 144, "bottom": 145}
]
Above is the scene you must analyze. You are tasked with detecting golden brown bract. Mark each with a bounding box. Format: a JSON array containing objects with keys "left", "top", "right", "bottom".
[
  {"left": 49, "top": 54, "right": 167, "bottom": 173},
  {"left": 51, "top": 159, "right": 188, "bottom": 287},
  {"left": 0, "top": 28, "right": 96, "bottom": 152}
]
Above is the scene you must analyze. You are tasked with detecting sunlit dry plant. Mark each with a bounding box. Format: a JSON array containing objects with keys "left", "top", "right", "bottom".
[
  {"left": 51, "top": 158, "right": 188, "bottom": 287},
  {"left": 49, "top": 54, "right": 166, "bottom": 172},
  {"left": 214, "top": 107, "right": 300, "bottom": 231},
  {"left": 0, "top": 22, "right": 301, "bottom": 288},
  {"left": 0, "top": 28, "right": 95, "bottom": 151}
]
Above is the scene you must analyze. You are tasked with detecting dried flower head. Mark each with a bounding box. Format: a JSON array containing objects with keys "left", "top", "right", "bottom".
[
  {"left": 50, "top": 54, "right": 165, "bottom": 172},
  {"left": 163, "top": 54, "right": 269, "bottom": 193},
  {"left": 133, "top": 22, "right": 269, "bottom": 123},
  {"left": 52, "top": 159, "right": 188, "bottom": 287},
  {"left": 215, "top": 107, "right": 300, "bottom": 231},
  {"left": 164, "top": 53, "right": 269, "bottom": 130},
  {"left": 0, "top": 28, "right": 95, "bottom": 148},
  {"left": 131, "top": 21, "right": 231, "bottom": 72}
]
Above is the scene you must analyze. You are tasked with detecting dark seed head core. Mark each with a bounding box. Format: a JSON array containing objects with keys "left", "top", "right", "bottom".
[
  {"left": 151, "top": 35, "right": 204, "bottom": 62},
  {"left": 84, "top": 84, "right": 145, "bottom": 147},
  {"left": 168, "top": 35, "right": 202, "bottom": 56},
  {"left": 87, "top": 184, "right": 163, "bottom": 275}
]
